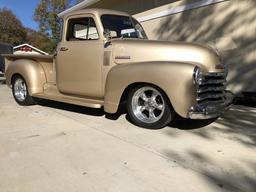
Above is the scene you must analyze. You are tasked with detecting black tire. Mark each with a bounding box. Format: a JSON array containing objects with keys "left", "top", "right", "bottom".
[
  {"left": 127, "top": 84, "right": 174, "bottom": 129},
  {"left": 12, "top": 75, "right": 35, "bottom": 106}
]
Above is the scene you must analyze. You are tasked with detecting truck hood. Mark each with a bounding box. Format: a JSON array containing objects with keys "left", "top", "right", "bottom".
[{"left": 111, "top": 39, "right": 223, "bottom": 72}]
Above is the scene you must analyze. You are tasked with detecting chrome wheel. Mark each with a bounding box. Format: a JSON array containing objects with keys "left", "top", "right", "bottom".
[
  {"left": 13, "top": 78, "right": 27, "bottom": 102},
  {"left": 131, "top": 86, "right": 165, "bottom": 124}
]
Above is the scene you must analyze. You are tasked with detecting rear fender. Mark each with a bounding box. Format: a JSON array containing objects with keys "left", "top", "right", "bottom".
[{"left": 5, "top": 59, "right": 46, "bottom": 95}]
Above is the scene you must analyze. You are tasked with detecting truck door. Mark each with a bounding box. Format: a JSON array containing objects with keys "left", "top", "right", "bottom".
[{"left": 56, "top": 15, "right": 104, "bottom": 98}]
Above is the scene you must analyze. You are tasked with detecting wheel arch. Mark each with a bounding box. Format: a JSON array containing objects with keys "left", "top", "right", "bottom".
[{"left": 11, "top": 73, "right": 23, "bottom": 85}]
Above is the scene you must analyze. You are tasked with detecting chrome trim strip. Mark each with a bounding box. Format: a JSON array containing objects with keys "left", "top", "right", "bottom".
[
  {"left": 205, "top": 72, "right": 226, "bottom": 78},
  {"left": 196, "top": 92, "right": 224, "bottom": 101},
  {"left": 115, "top": 56, "right": 131, "bottom": 60},
  {"left": 198, "top": 79, "right": 226, "bottom": 86},
  {"left": 197, "top": 86, "right": 225, "bottom": 93}
]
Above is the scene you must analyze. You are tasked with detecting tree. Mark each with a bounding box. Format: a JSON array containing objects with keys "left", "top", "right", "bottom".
[
  {"left": 26, "top": 28, "right": 56, "bottom": 54},
  {"left": 0, "top": 8, "right": 55, "bottom": 54},
  {"left": 34, "top": 0, "right": 70, "bottom": 43},
  {"left": 0, "top": 8, "right": 26, "bottom": 45}
]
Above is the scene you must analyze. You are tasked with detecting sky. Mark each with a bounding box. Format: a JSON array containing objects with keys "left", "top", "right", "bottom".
[
  {"left": 0, "top": 0, "right": 40, "bottom": 30},
  {"left": 0, "top": 0, "right": 78, "bottom": 30}
]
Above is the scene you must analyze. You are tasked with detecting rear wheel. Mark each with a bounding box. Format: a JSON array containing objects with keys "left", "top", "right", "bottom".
[
  {"left": 127, "top": 85, "right": 174, "bottom": 129},
  {"left": 12, "top": 75, "right": 34, "bottom": 106}
]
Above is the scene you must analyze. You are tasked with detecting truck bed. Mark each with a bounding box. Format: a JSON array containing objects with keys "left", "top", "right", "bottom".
[
  {"left": 3, "top": 54, "right": 56, "bottom": 84},
  {"left": 2, "top": 54, "right": 54, "bottom": 72}
]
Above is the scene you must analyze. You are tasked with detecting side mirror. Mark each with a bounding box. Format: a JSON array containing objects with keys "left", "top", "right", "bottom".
[{"left": 103, "top": 29, "right": 111, "bottom": 41}]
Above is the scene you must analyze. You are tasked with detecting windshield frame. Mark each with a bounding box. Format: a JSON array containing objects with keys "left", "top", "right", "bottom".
[{"left": 100, "top": 14, "right": 148, "bottom": 40}]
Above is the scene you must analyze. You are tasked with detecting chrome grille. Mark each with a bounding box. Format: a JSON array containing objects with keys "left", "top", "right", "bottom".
[{"left": 196, "top": 72, "right": 227, "bottom": 104}]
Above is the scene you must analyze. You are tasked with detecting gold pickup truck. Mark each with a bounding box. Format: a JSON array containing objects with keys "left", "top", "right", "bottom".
[{"left": 3, "top": 9, "right": 233, "bottom": 128}]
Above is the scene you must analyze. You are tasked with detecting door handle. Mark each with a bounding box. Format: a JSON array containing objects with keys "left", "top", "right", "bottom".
[{"left": 60, "top": 47, "right": 68, "bottom": 51}]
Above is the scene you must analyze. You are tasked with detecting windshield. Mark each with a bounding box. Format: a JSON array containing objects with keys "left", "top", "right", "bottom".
[{"left": 101, "top": 14, "right": 147, "bottom": 39}]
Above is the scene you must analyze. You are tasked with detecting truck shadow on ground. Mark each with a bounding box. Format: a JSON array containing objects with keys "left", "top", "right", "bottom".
[
  {"left": 35, "top": 99, "right": 127, "bottom": 120},
  {"left": 36, "top": 98, "right": 215, "bottom": 129},
  {"left": 36, "top": 98, "right": 256, "bottom": 139},
  {"left": 35, "top": 99, "right": 106, "bottom": 117},
  {"left": 168, "top": 117, "right": 217, "bottom": 130},
  {"left": 35, "top": 96, "right": 256, "bottom": 143},
  {"left": 37, "top": 99, "right": 218, "bottom": 129}
]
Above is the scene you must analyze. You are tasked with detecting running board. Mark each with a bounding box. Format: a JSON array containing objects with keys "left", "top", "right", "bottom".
[{"left": 33, "top": 92, "right": 104, "bottom": 109}]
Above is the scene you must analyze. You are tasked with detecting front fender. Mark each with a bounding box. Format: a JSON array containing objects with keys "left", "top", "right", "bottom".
[
  {"left": 104, "top": 62, "right": 197, "bottom": 118},
  {"left": 5, "top": 59, "right": 46, "bottom": 95}
]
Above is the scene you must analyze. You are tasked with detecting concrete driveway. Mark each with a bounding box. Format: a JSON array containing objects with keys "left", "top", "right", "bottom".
[{"left": 0, "top": 84, "right": 255, "bottom": 192}]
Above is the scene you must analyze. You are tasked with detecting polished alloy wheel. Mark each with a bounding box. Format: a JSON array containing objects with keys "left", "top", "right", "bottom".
[
  {"left": 13, "top": 78, "right": 27, "bottom": 102},
  {"left": 12, "top": 76, "right": 34, "bottom": 106},
  {"left": 131, "top": 86, "right": 165, "bottom": 124}
]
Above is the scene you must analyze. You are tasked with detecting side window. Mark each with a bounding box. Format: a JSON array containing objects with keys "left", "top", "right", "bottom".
[
  {"left": 88, "top": 21, "right": 99, "bottom": 40},
  {"left": 66, "top": 17, "right": 99, "bottom": 41}
]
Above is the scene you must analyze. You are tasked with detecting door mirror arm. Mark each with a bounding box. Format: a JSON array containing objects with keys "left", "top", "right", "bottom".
[
  {"left": 103, "top": 29, "right": 112, "bottom": 48},
  {"left": 53, "top": 50, "right": 58, "bottom": 57},
  {"left": 103, "top": 29, "right": 112, "bottom": 42}
]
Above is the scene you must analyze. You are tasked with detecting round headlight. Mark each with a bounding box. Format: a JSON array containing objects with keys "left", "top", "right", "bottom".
[{"left": 193, "top": 66, "right": 202, "bottom": 84}]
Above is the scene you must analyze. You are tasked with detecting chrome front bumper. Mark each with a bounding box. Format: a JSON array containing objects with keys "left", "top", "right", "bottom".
[{"left": 189, "top": 91, "right": 233, "bottom": 119}]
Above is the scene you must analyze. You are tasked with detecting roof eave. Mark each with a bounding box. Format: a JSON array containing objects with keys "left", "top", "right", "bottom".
[
  {"left": 14, "top": 43, "right": 49, "bottom": 55},
  {"left": 58, "top": 0, "right": 101, "bottom": 18}
]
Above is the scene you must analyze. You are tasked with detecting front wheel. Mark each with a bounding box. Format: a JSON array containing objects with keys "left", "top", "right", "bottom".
[
  {"left": 127, "top": 85, "right": 174, "bottom": 129},
  {"left": 12, "top": 75, "right": 35, "bottom": 106}
]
